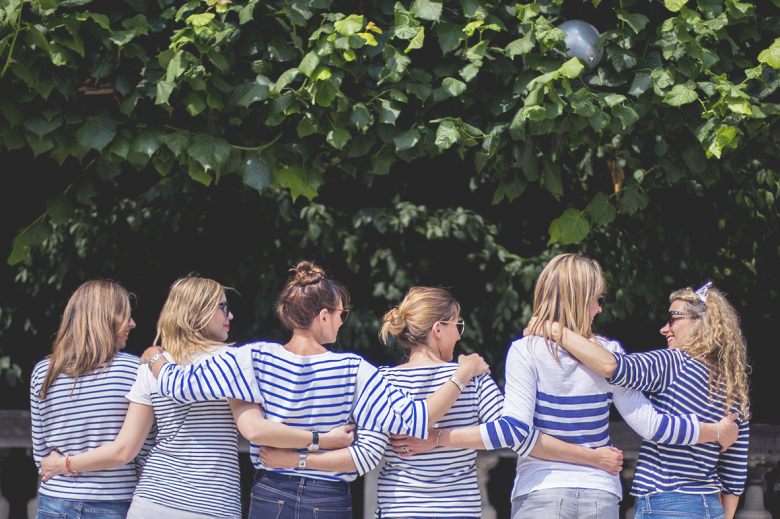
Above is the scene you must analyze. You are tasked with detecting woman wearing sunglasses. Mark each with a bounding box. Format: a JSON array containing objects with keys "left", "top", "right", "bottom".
[
  {"left": 536, "top": 281, "right": 750, "bottom": 519},
  {"left": 41, "top": 275, "right": 355, "bottom": 519},
  {"left": 142, "top": 262, "right": 491, "bottom": 519}
]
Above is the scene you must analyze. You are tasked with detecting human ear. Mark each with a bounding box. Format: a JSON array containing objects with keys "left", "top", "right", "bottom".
[{"left": 318, "top": 308, "right": 330, "bottom": 323}]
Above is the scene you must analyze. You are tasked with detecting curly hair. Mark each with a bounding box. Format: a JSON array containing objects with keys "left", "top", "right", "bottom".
[{"left": 669, "top": 286, "right": 751, "bottom": 418}]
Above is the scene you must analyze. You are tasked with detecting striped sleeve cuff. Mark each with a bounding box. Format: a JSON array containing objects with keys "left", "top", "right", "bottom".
[
  {"left": 650, "top": 413, "right": 700, "bottom": 445},
  {"left": 478, "top": 417, "right": 531, "bottom": 450}
]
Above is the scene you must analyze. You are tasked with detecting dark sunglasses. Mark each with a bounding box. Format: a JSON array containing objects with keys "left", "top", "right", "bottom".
[
  {"left": 218, "top": 301, "right": 230, "bottom": 316},
  {"left": 335, "top": 309, "right": 350, "bottom": 323},
  {"left": 439, "top": 319, "right": 466, "bottom": 335},
  {"left": 667, "top": 310, "right": 698, "bottom": 326},
  {"left": 597, "top": 294, "right": 606, "bottom": 307}
]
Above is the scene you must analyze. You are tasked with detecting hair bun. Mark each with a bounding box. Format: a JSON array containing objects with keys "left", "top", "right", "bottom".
[{"left": 290, "top": 261, "right": 326, "bottom": 286}]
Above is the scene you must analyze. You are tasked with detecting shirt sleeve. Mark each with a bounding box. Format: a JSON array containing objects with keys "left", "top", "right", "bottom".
[
  {"left": 29, "top": 363, "right": 49, "bottom": 467},
  {"left": 611, "top": 384, "right": 700, "bottom": 444},
  {"left": 126, "top": 365, "right": 153, "bottom": 406},
  {"left": 478, "top": 342, "right": 535, "bottom": 451},
  {"left": 609, "top": 348, "right": 685, "bottom": 394},
  {"left": 156, "top": 346, "right": 264, "bottom": 404},
  {"left": 718, "top": 418, "right": 749, "bottom": 495},
  {"left": 352, "top": 360, "right": 429, "bottom": 439},
  {"left": 348, "top": 428, "right": 387, "bottom": 476}
]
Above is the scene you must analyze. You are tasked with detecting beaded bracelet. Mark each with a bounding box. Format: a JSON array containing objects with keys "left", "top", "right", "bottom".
[{"left": 65, "top": 455, "right": 77, "bottom": 477}]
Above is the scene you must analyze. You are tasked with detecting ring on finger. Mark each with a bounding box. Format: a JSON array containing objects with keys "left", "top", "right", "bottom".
[{"left": 402, "top": 445, "right": 409, "bottom": 453}]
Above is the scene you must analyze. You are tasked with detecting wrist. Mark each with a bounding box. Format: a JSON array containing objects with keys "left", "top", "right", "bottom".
[{"left": 453, "top": 367, "right": 472, "bottom": 384}]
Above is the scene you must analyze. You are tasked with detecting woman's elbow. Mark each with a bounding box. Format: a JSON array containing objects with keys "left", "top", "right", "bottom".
[{"left": 598, "top": 360, "right": 617, "bottom": 379}]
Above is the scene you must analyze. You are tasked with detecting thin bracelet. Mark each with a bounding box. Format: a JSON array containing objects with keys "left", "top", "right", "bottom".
[
  {"left": 448, "top": 376, "right": 465, "bottom": 392},
  {"left": 65, "top": 455, "right": 77, "bottom": 477},
  {"left": 436, "top": 430, "right": 443, "bottom": 447}
]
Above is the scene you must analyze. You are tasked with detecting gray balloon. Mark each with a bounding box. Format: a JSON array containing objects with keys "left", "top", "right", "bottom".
[{"left": 557, "top": 20, "right": 603, "bottom": 68}]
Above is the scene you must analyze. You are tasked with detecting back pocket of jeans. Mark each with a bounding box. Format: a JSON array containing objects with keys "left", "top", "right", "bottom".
[
  {"left": 249, "top": 495, "right": 285, "bottom": 519},
  {"left": 313, "top": 505, "right": 352, "bottom": 519}
]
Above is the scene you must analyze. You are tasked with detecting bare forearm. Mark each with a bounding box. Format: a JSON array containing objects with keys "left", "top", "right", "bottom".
[
  {"left": 722, "top": 494, "right": 738, "bottom": 519},
  {"left": 560, "top": 329, "right": 616, "bottom": 378},
  {"left": 531, "top": 433, "right": 592, "bottom": 464},
  {"left": 438, "top": 427, "right": 486, "bottom": 450},
  {"left": 304, "top": 450, "right": 357, "bottom": 473}
]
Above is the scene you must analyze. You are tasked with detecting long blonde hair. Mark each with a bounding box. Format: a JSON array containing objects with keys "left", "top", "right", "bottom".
[
  {"left": 39, "top": 279, "right": 133, "bottom": 399},
  {"left": 668, "top": 286, "right": 750, "bottom": 418},
  {"left": 155, "top": 276, "right": 234, "bottom": 365},
  {"left": 527, "top": 253, "right": 607, "bottom": 360},
  {"left": 379, "top": 287, "right": 460, "bottom": 361}
]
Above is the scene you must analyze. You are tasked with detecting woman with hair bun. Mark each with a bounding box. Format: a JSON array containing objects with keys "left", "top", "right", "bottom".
[
  {"left": 31, "top": 279, "right": 151, "bottom": 519},
  {"left": 543, "top": 281, "right": 750, "bottom": 519},
  {"left": 143, "top": 261, "right": 490, "bottom": 519},
  {"left": 41, "top": 275, "right": 354, "bottom": 519}
]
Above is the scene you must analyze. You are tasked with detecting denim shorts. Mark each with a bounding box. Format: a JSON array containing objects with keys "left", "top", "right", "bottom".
[
  {"left": 248, "top": 470, "right": 352, "bottom": 519},
  {"left": 634, "top": 492, "right": 724, "bottom": 519},
  {"left": 511, "top": 488, "right": 620, "bottom": 519},
  {"left": 36, "top": 496, "right": 131, "bottom": 519}
]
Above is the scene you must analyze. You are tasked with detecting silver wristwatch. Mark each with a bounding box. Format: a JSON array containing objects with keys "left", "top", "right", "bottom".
[
  {"left": 307, "top": 431, "right": 320, "bottom": 452},
  {"left": 298, "top": 452, "right": 307, "bottom": 469},
  {"left": 147, "top": 352, "right": 165, "bottom": 371}
]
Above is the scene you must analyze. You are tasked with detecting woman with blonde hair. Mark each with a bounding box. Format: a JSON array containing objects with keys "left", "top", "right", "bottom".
[
  {"left": 543, "top": 281, "right": 750, "bottom": 519},
  {"left": 41, "top": 275, "right": 355, "bottom": 519},
  {"left": 31, "top": 279, "right": 149, "bottom": 519},
  {"left": 142, "top": 261, "right": 490, "bottom": 519},
  {"left": 400, "top": 254, "right": 737, "bottom": 519}
]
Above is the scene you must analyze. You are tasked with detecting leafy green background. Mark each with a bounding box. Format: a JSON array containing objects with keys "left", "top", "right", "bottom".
[{"left": 1, "top": 0, "right": 778, "bottom": 427}]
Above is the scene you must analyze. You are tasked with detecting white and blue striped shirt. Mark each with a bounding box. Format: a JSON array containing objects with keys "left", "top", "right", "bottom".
[
  {"left": 376, "top": 364, "right": 531, "bottom": 518},
  {"left": 30, "top": 352, "right": 155, "bottom": 501},
  {"left": 478, "top": 336, "right": 701, "bottom": 499},
  {"left": 126, "top": 347, "right": 241, "bottom": 518},
  {"left": 155, "top": 342, "right": 429, "bottom": 482},
  {"left": 610, "top": 348, "right": 749, "bottom": 496}
]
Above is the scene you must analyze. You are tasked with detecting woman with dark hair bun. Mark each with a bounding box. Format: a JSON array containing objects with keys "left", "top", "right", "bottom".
[{"left": 142, "top": 261, "right": 490, "bottom": 519}]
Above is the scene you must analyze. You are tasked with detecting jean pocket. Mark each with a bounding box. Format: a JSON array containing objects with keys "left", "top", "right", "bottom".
[
  {"left": 520, "top": 497, "right": 563, "bottom": 519},
  {"left": 249, "top": 495, "right": 285, "bottom": 519},
  {"left": 36, "top": 513, "right": 68, "bottom": 519},
  {"left": 312, "top": 505, "right": 352, "bottom": 519}
]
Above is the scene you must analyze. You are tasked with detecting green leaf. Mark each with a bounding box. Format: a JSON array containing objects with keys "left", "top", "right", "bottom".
[
  {"left": 394, "top": 128, "right": 420, "bottom": 151},
  {"left": 23, "top": 117, "right": 62, "bottom": 137},
  {"left": 558, "top": 58, "right": 584, "bottom": 79},
  {"left": 466, "top": 40, "right": 488, "bottom": 61},
  {"left": 758, "top": 39, "right": 780, "bottom": 70},
  {"left": 406, "top": 27, "right": 425, "bottom": 53},
  {"left": 505, "top": 31, "right": 536, "bottom": 59},
  {"left": 663, "top": 82, "right": 698, "bottom": 106},
  {"left": 628, "top": 73, "right": 652, "bottom": 97},
  {"left": 442, "top": 78, "right": 467, "bottom": 97},
  {"left": 557, "top": 208, "right": 590, "bottom": 244},
  {"left": 273, "top": 68, "right": 300, "bottom": 94},
  {"left": 46, "top": 193, "right": 75, "bottom": 225},
  {"left": 326, "top": 128, "right": 352, "bottom": 150},
  {"left": 132, "top": 127, "right": 166, "bottom": 157},
  {"left": 542, "top": 157, "right": 563, "bottom": 199},
  {"left": 411, "top": 0, "right": 443, "bottom": 20},
  {"left": 613, "top": 105, "right": 640, "bottom": 128},
  {"left": 277, "top": 166, "right": 322, "bottom": 201},
  {"left": 76, "top": 114, "right": 116, "bottom": 151},
  {"left": 188, "top": 132, "right": 231, "bottom": 172},
  {"left": 240, "top": 150, "right": 272, "bottom": 192},
  {"left": 184, "top": 91, "right": 207, "bottom": 116},
  {"left": 334, "top": 14, "right": 364, "bottom": 36},
  {"left": 435, "top": 120, "right": 459, "bottom": 151},
  {"left": 162, "top": 130, "right": 192, "bottom": 156},
  {"left": 379, "top": 100, "right": 402, "bottom": 125},
  {"left": 156, "top": 81, "right": 176, "bottom": 105},
  {"left": 188, "top": 161, "right": 213, "bottom": 186},
  {"left": 187, "top": 13, "right": 215, "bottom": 26},
  {"left": 725, "top": 97, "right": 752, "bottom": 115},
  {"left": 75, "top": 11, "right": 111, "bottom": 30},
  {"left": 665, "top": 0, "right": 687, "bottom": 11},
  {"left": 299, "top": 52, "right": 320, "bottom": 77},
  {"left": 233, "top": 84, "right": 270, "bottom": 107},
  {"left": 547, "top": 218, "right": 561, "bottom": 246},
  {"left": 620, "top": 183, "right": 649, "bottom": 213},
  {"left": 436, "top": 21, "right": 465, "bottom": 55},
  {"left": 36, "top": 0, "right": 59, "bottom": 9},
  {"left": 585, "top": 192, "right": 616, "bottom": 224},
  {"left": 110, "top": 31, "right": 136, "bottom": 46},
  {"left": 615, "top": 9, "right": 650, "bottom": 33},
  {"left": 371, "top": 149, "right": 396, "bottom": 175},
  {"left": 351, "top": 103, "right": 371, "bottom": 128}
]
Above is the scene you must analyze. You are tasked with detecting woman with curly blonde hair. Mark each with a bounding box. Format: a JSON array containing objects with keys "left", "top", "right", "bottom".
[{"left": 549, "top": 281, "right": 750, "bottom": 519}]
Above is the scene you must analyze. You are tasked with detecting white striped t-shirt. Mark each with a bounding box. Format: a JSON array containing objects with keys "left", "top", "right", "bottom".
[
  {"left": 478, "top": 336, "right": 702, "bottom": 499},
  {"left": 30, "top": 352, "right": 154, "bottom": 501},
  {"left": 126, "top": 347, "right": 241, "bottom": 518},
  {"left": 376, "top": 364, "right": 533, "bottom": 518},
  {"left": 610, "top": 348, "right": 749, "bottom": 496},
  {"left": 156, "top": 342, "right": 429, "bottom": 482}
]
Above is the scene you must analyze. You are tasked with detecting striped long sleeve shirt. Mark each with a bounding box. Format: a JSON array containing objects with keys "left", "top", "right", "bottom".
[
  {"left": 127, "top": 347, "right": 242, "bottom": 518},
  {"left": 478, "top": 336, "right": 701, "bottom": 499},
  {"left": 375, "top": 365, "right": 534, "bottom": 518},
  {"left": 30, "top": 352, "right": 155, "bottom": 501},
  {"left": 609, "top": 348, "right": 749, "bottom": 496},
  {"left": 155, "top": 342, "right": 429, "bottom": 481}
]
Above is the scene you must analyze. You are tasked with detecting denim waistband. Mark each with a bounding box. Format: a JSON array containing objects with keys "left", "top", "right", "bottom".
[{"left": 255, "top": 470, "right": 349, "bottom": 489}]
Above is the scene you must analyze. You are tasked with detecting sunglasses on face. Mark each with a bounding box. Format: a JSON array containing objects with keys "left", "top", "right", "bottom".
[
  {"left": 667, "top": 310, "right": 698, "bottom": 326},
  {"left": 334, "top": 309, "right": 350, "bottom": 323},
  {"left": 218, "top": 301, "right": 230, "bottom": 317},
  {"left": 597, "top": 294, "right": 606, "bottom": 307},
  {"left": 439, "top": 319, "right": 466, "bottom": 335}
]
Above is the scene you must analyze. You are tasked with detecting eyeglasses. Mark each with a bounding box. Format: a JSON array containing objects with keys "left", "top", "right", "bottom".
[
  {"left": 218, "top": 301, "right": 230, "bottom": 317},
  {"left": 597, "top": 294, "right": 606, "bottom": 307},
  {"left": 439, "top": 319, "right": 466, "bottom": 335},
  {"left": 333, "top": 308, "right": 350, "bottom": 323},
  {"left": 667, "top": 310, "right": 698, "bottom": 326}
]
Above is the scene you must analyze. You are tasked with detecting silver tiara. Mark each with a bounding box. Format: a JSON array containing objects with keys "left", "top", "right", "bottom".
[{"left": 695, "top": 281, "right": 713, "bottom": 303}]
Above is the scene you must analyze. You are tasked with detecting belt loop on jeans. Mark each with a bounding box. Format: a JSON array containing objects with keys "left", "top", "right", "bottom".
[
  {"left": 702, "top": 494, "right": 709, "bottom": 510},
  {"left": 644, "top": 495, "right": 652, "bottom": 514}
]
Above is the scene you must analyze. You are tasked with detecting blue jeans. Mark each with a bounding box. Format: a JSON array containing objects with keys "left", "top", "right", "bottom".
[
  {"left": 248, "top": 470, "right": 352, "bottom": 519},
  {"left": 634, "top": 492, "right": 724, "bottom": 519},
  {"left": 36, "top": 496, "right": 130, "bottom": 519},
  {"left": 511, "top": 488, "right": 619, "bottom": 519}
]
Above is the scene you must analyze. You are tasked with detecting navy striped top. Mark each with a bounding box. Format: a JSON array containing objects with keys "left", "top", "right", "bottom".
[
  {"left": 127, "top": 347, "right": 241, "bottom": 518},
  {"left": 610, "top": 348, "right": 749, "bottom": 496},
  {"left": 376, "top": 364, "right": 534, "bottom": 518},
  {"left": 30, "top": 352, "right": 155, "bottom": 501},
  {"left": 478, "top": 336, "right": 701, "bottom": 499},
  {"left": 155, "top": 342, "right": 430, "bottom": 481}
]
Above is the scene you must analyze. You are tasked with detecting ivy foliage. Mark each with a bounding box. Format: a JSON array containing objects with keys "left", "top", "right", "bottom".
[{"left": 1, "top": 0, "right": 779, "bottom": 261}]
